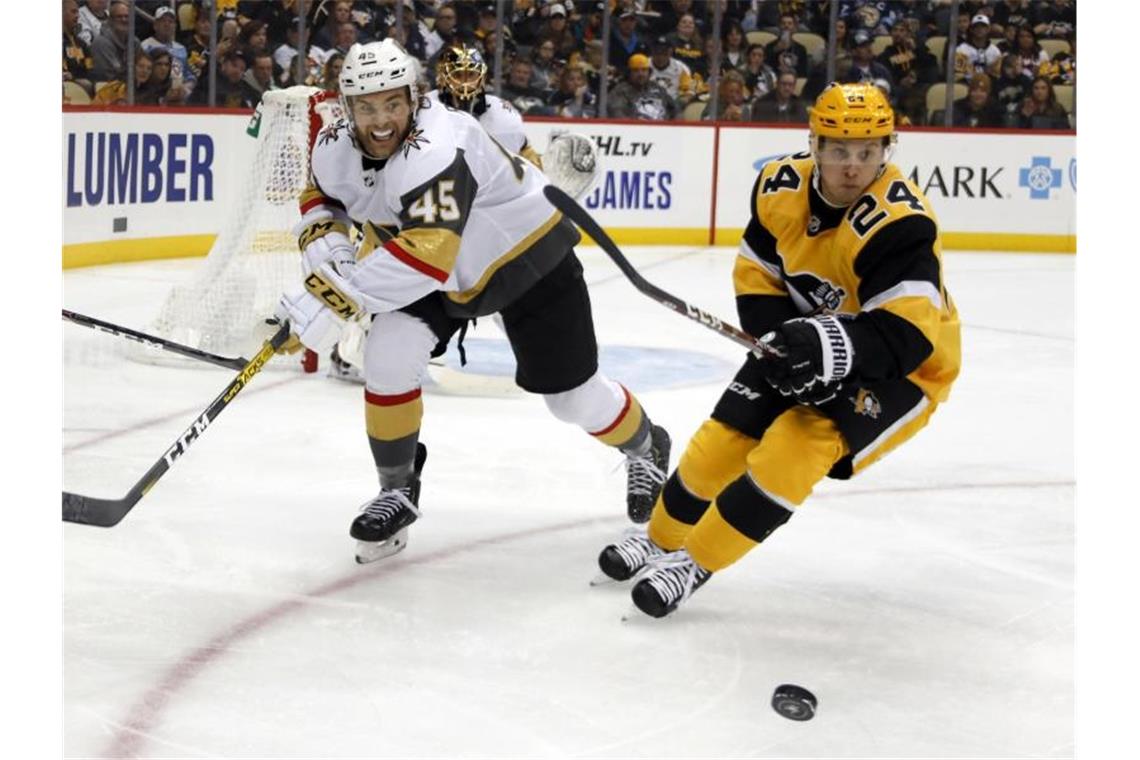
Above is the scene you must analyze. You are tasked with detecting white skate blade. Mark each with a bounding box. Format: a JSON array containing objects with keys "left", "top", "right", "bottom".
[
  {"left": 354, "top": 528, "right": 409, "bottom": 564},
  {"left": 589, "top": 572, "right": 622, "bottom": 587}
]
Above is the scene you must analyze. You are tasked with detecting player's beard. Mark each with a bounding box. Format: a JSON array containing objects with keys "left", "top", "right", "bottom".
[{"left": 358, "top": 120, "right": 409, "bottom": 160}]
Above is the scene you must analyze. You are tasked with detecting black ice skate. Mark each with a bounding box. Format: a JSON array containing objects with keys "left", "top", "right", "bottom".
[
  {"left": 630, "top": 549, "right": 711, "bottom": 618},
  {"left": 352, "top": 443, "right": 427, "bottom": 564},
  {"left": 596, "top": 527, "right": 665, "bottom": 583},
  {"left": 624, "top": 424, "right": 670, "bottom": 523}
]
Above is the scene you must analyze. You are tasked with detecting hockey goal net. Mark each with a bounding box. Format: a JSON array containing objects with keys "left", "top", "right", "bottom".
[{"left": 130, "top": 86, "right": 342, "bottom": 369}]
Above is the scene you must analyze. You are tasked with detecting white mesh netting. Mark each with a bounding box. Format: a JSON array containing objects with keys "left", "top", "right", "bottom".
[{"left": 129, "top": 86, "right": 341, "bottom": 367}]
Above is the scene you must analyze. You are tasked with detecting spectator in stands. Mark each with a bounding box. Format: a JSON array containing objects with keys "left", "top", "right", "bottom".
[
  {"left": 185, "top": 7, "right": 214, "bottom": 86},
  {"left": 608, "top": 53, "right": 678, "bottom": 120},
  {"left": 1013, "top": 24, "right": 1049, "bottom": 80},
  {"left": 840, "top": 30, "right": 893, "bottom": 91},
  {"left": 610, "top": 9, "right": 647, "bottom": 73},
  {"left": 1039, "top": 49, "right": 1075, "bottom": 87},
  {"left": 330, "top": 22, "right": 360, "bottom": 58},
  {"left": 992, "top": 0, "right": 1034, "bottom": 39},
  {"left": 189, "top": 50, "right": 259, "bottom": 108},
  {"left": 947, "top": 72, "right": 1003, "bottom": 127},
  {"left": 423, "top": 2, "right": 458, "bottom": 60},
  {"left": 530, "top": 37, "right": 560, "bottom": 92},
  {"left": 242, "top": 50, "right": 278, "bottom": 103},
  {"left": 64, "top": 0, "right": 95, "bottom": 98},
  {"left": 547, "top": 64, "right": 597, "bottom": 118},
  {"left": 77, "top": 0, "right": 110, "bottom": 47},
  {"left": 540, "top": 3, "right": 579, "bottom": 61},
  {"left": 829, "top": 16, "right": 853, "bottom": 76},
  {"left": 739, "top": 43, "right": 776, "bottom": 100},
  {"left": 764, "top": 13, "right": 810, "bottom": 77},
  {"left": 237, "top": 19, "right": 272, "bottom": 62},
  {"left": 648, "top": 34, "right": 695, "bottom": 109},
  {"left": 840, "top": 0, "right": 902, "bottom": 36},
  {"left": 91, "top": 1, "right": 144, "bottom": 83},
  {"left": 668, "top": 12, "right": 706, "bottom": 79},
  {"left": 396, "top": 0, "right": 430, "bottom": 61},
  {"left": 994, "top": 54, "right": 1026, "bottom": 126},
  {"left": 1032, "top": 0, "right": 1075, "bottom": 40},
  {"left": 702, "top": 69, "right": 750, "bottom": 121},
  {"left": 749, "top": 69, "right": 808, "bottom": 123},
  {"left": 237, "top": 0, "right": 298, "bottom": 48},
  {"left": 877, "top": 18, "right": 937, "bottom": 122},
  {"left": 475, "top": 4, "right": 510, "bottom": 55},
  {"left": 1016, "top": 75, "right": 1070, "bottom": 129},
  {"left": 274, "top": 16, "right": 323, "bottom": 86},
  {"left": 655, "top": 0, "right": 699, "bottom": 38},
  {"left": 744, "top": 0, "right": 805, "bottom": 35},
  {"left": 581, "top": 39, "right": 617, "bottom": 97},
  {"left": 145, "top": 49, "right": 189, "bottom": 105},
  {"left": 955, "top": 13, "right": 1001, "bottom": 82},
  {"left": 321, "top": 52, "right": 344, "bottom": 94},
  {"left": 499, "top": 57, "right": 552, "bottom": 115},
  {"left": 92, "top": 49, "right": 153, "bottom": 105},
  {"left": 312, "top": 0, "right": 353, "bottom": 50},
  {"left": 721, "top": 20, "right": 748, "bottom": 70},
  {"left": 142, "top": 7, "right": 197, "bottom": 97}
]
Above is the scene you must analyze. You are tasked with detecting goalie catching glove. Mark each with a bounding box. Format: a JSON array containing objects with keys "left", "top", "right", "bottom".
[
  {"left": 543, "top": 132, "right": 599, "bottom": 200},
  {"left": 753, "top": 315, "right": 855, "bottom": 404},
  {"left": 274, "top": 262, "right": 364, "bottom": 354}
]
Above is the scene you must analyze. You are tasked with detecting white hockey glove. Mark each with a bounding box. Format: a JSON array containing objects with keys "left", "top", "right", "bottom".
[
  {"left": 544, "top": 132, "right": 599, "bottom": 200},
  {"left": 296, "top": 216, "right": 355, "bottom": 277},
  {"left": 753, "top": 315, "right": 855, "bottom": 404},
  {"left": 274, "top": 288, "right": 343, "bottom": 355}
]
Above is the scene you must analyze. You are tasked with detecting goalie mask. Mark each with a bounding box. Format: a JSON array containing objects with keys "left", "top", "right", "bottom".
[{"left": 436, "top": 45, "right": 488, "bottom": 110}]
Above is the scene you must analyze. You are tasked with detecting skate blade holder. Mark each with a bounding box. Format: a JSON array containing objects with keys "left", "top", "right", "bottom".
[{"left": 355, "top": 528, "right": 409, "bottom": 564}]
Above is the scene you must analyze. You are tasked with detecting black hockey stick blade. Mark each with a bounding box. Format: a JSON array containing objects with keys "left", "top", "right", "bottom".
[
  {"left": 62, "top": 309, "right": 248, "bottom": 371},
  {"left": 543, "top": 185, "right": 772, "bottom": 354},
  {"left": 62, "top": 323, "right": 292, "bottom": 528}
]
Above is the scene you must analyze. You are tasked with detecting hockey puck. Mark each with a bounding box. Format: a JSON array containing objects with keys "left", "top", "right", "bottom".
[{"left": 771, "top": 684, "right": 817, "bottom": 721}]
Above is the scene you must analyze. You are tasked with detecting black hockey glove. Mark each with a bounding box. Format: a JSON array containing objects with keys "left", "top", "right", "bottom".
[{"left": 753, "top": 315, "right": 856, "bottom": 404}]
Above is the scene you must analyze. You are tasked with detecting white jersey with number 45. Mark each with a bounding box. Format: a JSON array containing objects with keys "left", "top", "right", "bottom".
[{"left": 302, "top": 96, "right": 578, "bottom": 318}]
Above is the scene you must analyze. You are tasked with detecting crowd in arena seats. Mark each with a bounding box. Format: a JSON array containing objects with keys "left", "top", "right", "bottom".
[{"left": 63, "top": 0, "right": 1076, "bottom": 128}]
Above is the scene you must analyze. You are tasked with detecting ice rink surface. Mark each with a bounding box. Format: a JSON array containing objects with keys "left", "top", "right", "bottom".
[{"left": 63, "top": 247, "right": 1074, "bottom": 759}]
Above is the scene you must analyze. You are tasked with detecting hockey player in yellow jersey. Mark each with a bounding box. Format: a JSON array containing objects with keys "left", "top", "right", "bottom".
[
  {"left": 598, "top": 82, "right": 961, "bottom": 617},
  {"left": 273, "top": 40, "right": 670, "bottom": 563}
]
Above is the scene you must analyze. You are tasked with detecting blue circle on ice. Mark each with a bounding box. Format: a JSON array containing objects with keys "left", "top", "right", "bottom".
[{"left": 440, "top": 338, "right": 736, "bottom": 391}]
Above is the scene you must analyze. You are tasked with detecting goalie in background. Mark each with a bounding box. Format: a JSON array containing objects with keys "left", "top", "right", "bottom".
[
  {"left": 598, "top": 83, "right": 961, "bottom": 618},
  {"left": 328, "top": 43, "right": 600, "bottom": 382},
  {"left": 275, "top": 39, "right": 668, "bottom": 564}
]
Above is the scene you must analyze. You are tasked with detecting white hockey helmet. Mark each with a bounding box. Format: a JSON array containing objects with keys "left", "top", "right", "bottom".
[{"left": 339, "top": 39, "right": 419, "bottom": 105}]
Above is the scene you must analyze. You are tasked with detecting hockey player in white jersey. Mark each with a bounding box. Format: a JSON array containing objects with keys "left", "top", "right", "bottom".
[
  {"left": 274, "top": 40, "right": 669, "bottom": 563},
  {"left": 327, "top": 43, "right": 598, "bottom": 382}
]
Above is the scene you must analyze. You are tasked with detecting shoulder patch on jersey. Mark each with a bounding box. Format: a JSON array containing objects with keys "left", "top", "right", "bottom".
[
  {"left": 401, "top": 125, "right": 430, "bottom": 158},
  {"left": 318, "top": 119, "right": 351, "bottom": 147}
]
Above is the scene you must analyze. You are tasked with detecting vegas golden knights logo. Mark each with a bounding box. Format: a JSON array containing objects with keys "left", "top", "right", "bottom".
[{"left": 851, "top": 388, "right": 881, "bottom": 419}]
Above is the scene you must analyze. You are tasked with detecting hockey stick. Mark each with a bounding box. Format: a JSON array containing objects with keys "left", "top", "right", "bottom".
[
  {"left": 62, "top": 309, "right": 247, "bottom": 371},
  {"left": 543, "top": 185, "right": 778, "bottom": 356},
  {"left": 63, "top": 322, "right": 293, "bottom": 528}
]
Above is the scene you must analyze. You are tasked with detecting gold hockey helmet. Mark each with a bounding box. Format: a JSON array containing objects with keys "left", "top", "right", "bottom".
[
  {"left": 437, "top": 45, "right": 488, "bottom": 102},
  {"left": 809, "top": 82, "right": 895, "bottom": 139}
]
